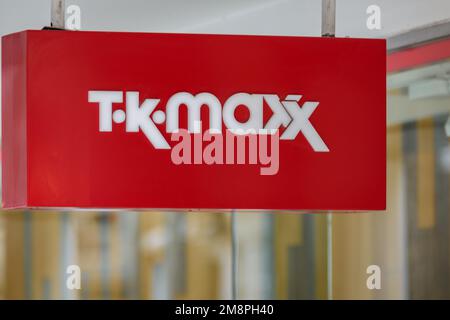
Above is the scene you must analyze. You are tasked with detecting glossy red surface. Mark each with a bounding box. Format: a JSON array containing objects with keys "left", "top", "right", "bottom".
[{"left": 2, "top": 30, "right": 386, "bottom": 210}]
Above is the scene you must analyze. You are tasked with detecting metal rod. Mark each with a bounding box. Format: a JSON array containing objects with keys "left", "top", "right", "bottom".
[
  {"left": 51, "top": 0, "right": 65, "bottom": 29},
  {"left": 231, "top": 210, "right": 238, "bottom": 300},
  {"left": 327, "top": 212, "right": 333, "bottom": 300},
  {"left": 321, "top": 0, "right": 336, "bottom": 37},
  {"left": 322, "top": 0, "right": 335, "bottom": 300}
]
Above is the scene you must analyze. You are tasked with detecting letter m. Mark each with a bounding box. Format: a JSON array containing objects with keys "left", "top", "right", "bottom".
[{"left": 166, "top": 92, "right": 222, "bottom": 134}]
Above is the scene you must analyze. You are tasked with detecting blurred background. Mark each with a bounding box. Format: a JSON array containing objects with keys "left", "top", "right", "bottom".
[{"left": 0, "top": 0, "right": 449, "bottom": 299}]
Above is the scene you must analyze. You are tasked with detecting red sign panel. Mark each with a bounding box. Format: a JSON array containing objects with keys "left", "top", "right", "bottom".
[{"left": 2, "top": 30, "right": 386, "bottom": 210}]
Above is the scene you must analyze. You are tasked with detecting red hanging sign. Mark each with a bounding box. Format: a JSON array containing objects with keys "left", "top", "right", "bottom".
[{"left": 2, "top": 30, "right": 386, "bottom": 210}]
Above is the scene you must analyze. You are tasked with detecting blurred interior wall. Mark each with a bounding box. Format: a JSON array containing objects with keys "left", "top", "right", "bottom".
[{"left": 0, "top": 117, "right": 448, "bottom": 300}]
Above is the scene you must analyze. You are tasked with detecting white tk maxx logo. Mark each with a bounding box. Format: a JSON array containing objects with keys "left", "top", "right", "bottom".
[{"left": 88, "top": 91, "right": 329, "bottom": 152}]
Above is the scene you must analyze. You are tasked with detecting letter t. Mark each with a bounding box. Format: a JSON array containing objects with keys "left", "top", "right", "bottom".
[{"left": 88, "top": 91, "right": 123, "bottom": 131}]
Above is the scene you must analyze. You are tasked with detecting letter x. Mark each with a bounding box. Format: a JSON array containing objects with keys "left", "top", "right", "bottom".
[{"left": 281, "top": 100, "right": 329, "bottom": 152}]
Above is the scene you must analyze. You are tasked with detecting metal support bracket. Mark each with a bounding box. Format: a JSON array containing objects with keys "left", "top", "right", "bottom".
[
  {"left": 322, "top": 0, "right": 336, "bottom": 37},
  {"left": 44, "top": 0, "right": 65, "bottom": 30}
]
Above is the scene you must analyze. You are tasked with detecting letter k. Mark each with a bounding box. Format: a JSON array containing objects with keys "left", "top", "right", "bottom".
[{"left": 126, "top": 92, "right": 170, "bottom": 149}]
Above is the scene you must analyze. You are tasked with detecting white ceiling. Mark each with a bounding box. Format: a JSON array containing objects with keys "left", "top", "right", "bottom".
[{"left": 1, "top": 0, "right": 450, "bottom": 38}]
